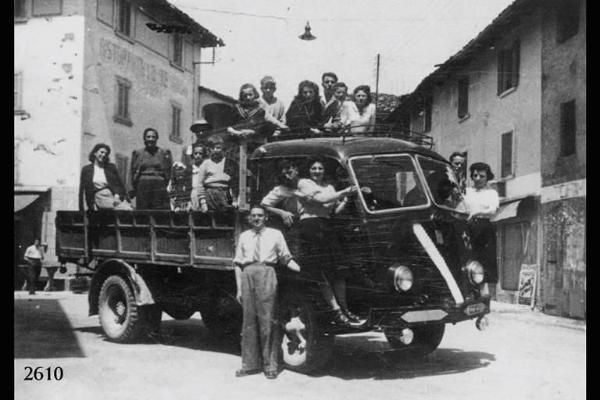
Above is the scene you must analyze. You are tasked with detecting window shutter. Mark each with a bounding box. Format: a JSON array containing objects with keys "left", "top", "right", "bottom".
[
  {"left": 511, "top": 40, "right": 520, "bottom": 88},
  {"left": 501, "top": 131, "right": 513, "bottom": 178},
  {"left": 497, "top": 50, "right": 504, "bottom": 95}
]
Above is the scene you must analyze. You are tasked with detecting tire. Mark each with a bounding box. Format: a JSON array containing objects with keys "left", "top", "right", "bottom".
[
  {"left": 280, "top": 293, "right": 333, "bottom": 374},
  {"left": 385, "top": 324, "right": 445, "bottom": 358},
  {"left": 200, "top": 290, "right": 242, "bottom": 340},
  {"left": 162, "top": 305, "right": 196, "bottom": 320},
  {"left": 98, "top": 275, "right": 161, "bottom": 342}
]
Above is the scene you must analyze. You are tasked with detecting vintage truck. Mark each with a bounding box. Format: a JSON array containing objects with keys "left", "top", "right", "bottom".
[{"left": 56, "top": 129, "right": 490, "bottom": 373}]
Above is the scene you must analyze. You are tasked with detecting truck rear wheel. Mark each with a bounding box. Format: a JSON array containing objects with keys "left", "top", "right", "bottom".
[
  {"left": 98, "top": 275, "right": 161, "bottom": 342},
  {"left": 280, "top": 294, "right": 333, "bottom": 374}
]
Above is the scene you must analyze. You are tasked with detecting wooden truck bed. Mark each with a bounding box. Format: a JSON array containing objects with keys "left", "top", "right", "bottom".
[{"left": 56, "top": 210, "right": 238, "bottom": 270}]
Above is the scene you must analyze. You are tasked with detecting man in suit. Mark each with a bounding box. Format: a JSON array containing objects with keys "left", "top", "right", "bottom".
[{"left": 130, "top": 128, "right": 172, "bottom": 210}]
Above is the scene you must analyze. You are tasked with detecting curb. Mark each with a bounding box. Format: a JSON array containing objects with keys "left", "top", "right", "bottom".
[{"left": 489, "top": 302, "right": 586, "bottom": 331}]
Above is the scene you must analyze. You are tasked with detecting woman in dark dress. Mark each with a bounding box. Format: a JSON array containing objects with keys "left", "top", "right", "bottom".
[
  {"left": 79, "top": 143, "right": 128, "bottom": 211},
  {"left": 284, "top": 80, "right": 324, "bottom": 135},
  {"left": 130, "top": 128, "right": 173, "bottom": 210}
]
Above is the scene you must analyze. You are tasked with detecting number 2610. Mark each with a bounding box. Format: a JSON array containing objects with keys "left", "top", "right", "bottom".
[{"left": 24, "top": 367, "right": 63, "bottom": 381}]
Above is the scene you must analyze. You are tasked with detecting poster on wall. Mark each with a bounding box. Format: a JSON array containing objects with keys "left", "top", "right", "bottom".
[{"left": 517, "top": 264, "right": 537, "bottom": 306}]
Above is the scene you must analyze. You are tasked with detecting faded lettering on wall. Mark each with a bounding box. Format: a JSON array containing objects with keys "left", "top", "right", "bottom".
[{"left": 99, "top": 38, "right": 188, "bottom": 98}]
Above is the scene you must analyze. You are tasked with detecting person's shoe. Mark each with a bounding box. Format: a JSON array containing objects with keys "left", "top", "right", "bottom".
[
  {"left": 235, "top": 369, "right": 261, "bottom": 378},
  {"left": 264, "top": 370, "right": 278, "bottom": 379},
  {"left": 342, "top": 309, "right": 362, "bottom": 323},
  {"left": 331, "top": 309, "right": 351, "bottom": 326}
]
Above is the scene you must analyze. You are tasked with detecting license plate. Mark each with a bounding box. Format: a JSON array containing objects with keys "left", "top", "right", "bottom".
[{"left": 464, "top": 303, "right": 486, "bottom": 315}]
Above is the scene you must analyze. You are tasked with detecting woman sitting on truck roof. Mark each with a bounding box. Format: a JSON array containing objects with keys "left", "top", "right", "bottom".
[
  {"left": 284, "top": 80, "right": 324, "bottom": 136},
  {"left": 79, "top": 143, "right": 129, "bottom": 211},
  {"left": 341, "top": 85, "right": 376, "bottom": 134},
  {"left": 227, "top": 83, "right": 273, "bottom": 141}
]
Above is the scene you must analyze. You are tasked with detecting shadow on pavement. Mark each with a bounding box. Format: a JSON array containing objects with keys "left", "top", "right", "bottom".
[
  {"left": 322, "top": 347, "right": 495, "bottom": 380},
  {"left": 73, "top": 317, "right": 241, "bottom": 356},
  {"left": 14, "top": 299, "right": 85, "bottom": 359}
]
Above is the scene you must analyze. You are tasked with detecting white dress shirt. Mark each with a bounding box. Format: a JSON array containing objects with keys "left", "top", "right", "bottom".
[{"left": 233, "top": 227, "right": 293, "bottom": 266}]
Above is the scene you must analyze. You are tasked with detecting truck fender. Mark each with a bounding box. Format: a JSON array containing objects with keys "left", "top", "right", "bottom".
[{"left": 88, "top": 259, "right": 156, "bottom": 316}]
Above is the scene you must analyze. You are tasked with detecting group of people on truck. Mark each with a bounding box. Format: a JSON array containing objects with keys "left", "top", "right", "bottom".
[{"left": 78, "top": 72, "right": 376, "bottom": 213}]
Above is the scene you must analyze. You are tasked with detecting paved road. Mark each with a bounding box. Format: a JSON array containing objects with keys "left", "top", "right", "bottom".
[{"left": 14, "top": 291, "right": 585, "bottom": 400}]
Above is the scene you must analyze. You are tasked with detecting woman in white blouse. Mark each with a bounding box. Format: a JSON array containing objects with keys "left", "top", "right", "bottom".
[
  {"left": 296, "top": 157, "right": 360, "bottom": 326},
  {"left": 341, "top": 85, "right": 376, "bottom": 134},
  {"left": 463, "top": 162, "right": 499, "bottom": 299}
]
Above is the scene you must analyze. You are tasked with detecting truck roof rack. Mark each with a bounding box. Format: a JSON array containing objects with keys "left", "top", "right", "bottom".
[
  {"left": 268, "top": 124, "right": 433, "bottom": 149},
  {"left": 201, "top": 123, "right": 434, "bottom": 149}
]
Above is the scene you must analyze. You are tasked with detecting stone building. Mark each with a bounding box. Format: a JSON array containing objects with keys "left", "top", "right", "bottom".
[
  {"left": 14, "top": 0, "right": 223, "bottom": 278},
  {"left": 387, "top": 0, "right": 585, "bottom": 318}
]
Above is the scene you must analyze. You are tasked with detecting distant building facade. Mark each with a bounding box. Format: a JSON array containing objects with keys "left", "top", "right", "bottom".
[
  {"left": 14, "top": 0, "right": 223, "bottom": 275},
  {"left": 387, "top": 0, "right": 585, "bottom": 318}
]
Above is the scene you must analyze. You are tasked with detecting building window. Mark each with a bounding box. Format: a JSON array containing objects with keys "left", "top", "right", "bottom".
[
  {"left": 423, "top": 96, "right": 432, "bottom": 133},
  {"left": 457, "top": 76, "right": 469, "bottom": 119},
  {"left": 14, "top": 0, "right": 27, "bottom": 19},
  {"left": 557, "top": 0, "right": 580, "bottom": 43},
  {"left": 32, "top": 0, "right": 62, "bottom": 16},
  {"left": 501, "top": 131, "right": 513, "bottom": 178},
  {"left": 497, "top": 40, "right": 520, "bottom": 95},
  {"left": 171, "top": 34, "right": 183, "bottom": 67},
  {"left": 560, "top": 100, "right": 576, "bottom": 156},
  {"left": 170, "top": 103, "right": 182, "bottom": 143},
  {"left": 116, "top": 0, "right": 132, "bottom": 37},
  {"left": 114, "top": 77, "right": 132, "bottom": 126},
  {"left": 14, "top": 72, "right": 24, "bottom": 114}
]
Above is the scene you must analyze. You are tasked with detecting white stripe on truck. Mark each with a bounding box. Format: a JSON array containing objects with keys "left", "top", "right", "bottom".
[{"left": 412, "top": 223, "right": 464, "bottom": 305}]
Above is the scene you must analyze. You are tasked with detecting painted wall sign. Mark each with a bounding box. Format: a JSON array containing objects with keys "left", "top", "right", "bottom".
[{"left": 99, "top": 38, "right": 188, "bottom": 98}]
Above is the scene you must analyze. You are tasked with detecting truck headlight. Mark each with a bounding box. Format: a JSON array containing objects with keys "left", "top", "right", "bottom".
[
  {"left": 390, "top": 265, "right": 413, "bottom": 292},
  {"left": 465, "top": 260, "right": 485, "bottom": 285}
]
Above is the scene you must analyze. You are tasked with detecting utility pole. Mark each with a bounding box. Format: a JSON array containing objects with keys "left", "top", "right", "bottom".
[{"left": 375, "top": 53, "right": 380, "bottom": 123}]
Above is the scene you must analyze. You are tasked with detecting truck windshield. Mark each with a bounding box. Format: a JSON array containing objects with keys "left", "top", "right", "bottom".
[
  {"left": 416, "top": 155, "right": 468, "bottom": 213},
  {"left": 349, "top": 154, "right": 429, "bottom": 212}
]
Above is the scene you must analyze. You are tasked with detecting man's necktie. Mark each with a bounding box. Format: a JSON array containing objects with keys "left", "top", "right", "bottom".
[{"left": 253, "top": 232, "right": 261, "bottom": 263}]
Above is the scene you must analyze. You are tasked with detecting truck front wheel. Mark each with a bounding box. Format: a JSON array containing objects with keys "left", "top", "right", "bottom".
[
  {"left": 280, "top": 294, "right": 333, "bottom": 374},
  {"left": 98, "top": 275, "right": 161, "bottom": 342}
]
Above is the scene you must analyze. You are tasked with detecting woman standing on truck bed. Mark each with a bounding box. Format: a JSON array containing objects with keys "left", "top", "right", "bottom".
[
  {"left": 296, "top": 157, "right": 360, "bottom": 326},
  {"left": 130, "top": 128, "right": 172, "bottom": 210},
  {"left": 79, "top": 143, "right": 128, "bottom": 211}
]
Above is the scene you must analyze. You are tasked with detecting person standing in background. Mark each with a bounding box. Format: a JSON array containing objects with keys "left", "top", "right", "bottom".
[
  {"left": 24, "top": 238, "right": 45, "bottom": 295},
  {"left": 450, "top": 151, "right": 467, "bottom": 194}
]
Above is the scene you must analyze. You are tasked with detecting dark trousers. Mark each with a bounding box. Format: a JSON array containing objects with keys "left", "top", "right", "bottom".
[
  {"left": 136, "top": 177, "right": 169, "bottom": 210},
  {"left": 26, "top": 259, "right": 42, "bottom": 294},
  {"left": 468, "top": 219, "right": 498, "bottom": 284},
  {"left": 240, "top": 264, "right": 279, "bottom": 373}
]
